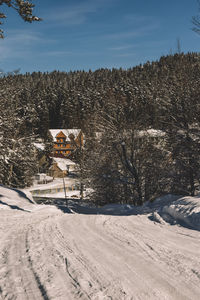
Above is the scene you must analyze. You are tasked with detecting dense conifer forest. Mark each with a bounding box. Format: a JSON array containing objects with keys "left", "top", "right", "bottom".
[{"left": 1, "top": 52, "right": 200, "bottom": 204}]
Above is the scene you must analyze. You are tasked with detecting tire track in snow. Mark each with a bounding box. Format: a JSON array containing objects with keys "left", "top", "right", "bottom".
[
  {"left": 43, "top": 220, "right": 116, "bottom": 299},
  {"left": 36, "top": 215, "right": 129, "bottom": 299},
  {"left": 25, "top": 215, "right": 77, "bottom": 299},
  {"left": 0, "top": 206, "right": 200, "bottom": 299},
  {"left": 25, "top": 230, "right": 50, "bottom": 300},
  {"left": 0, "top": 208, "right": 61, "bottom": 300},
  {"left": 26, "top": 214, "right": 94, "bottom": 300},
  {"left": 99, "top": 214, "right": 200, "bottom": 298},
  {"left": 52, "top": 214, "right": 189, "bottom": 299},
  {"left": 0, "top": 218, "right": 51, "bottom": 300}
]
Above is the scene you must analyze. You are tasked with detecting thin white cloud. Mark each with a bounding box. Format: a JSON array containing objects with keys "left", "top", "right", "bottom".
[
  {"left": 45, "top": 50, "right": 73, "bottom": 57},
  {"left": 123, "top": 14, "right": 155, "bottom": 24},
  {"left": 105, "top": 24, "right": 159, "bottom": 40},
  {"left": 44, "top": 0, "right": 111, "bottom": 26},
  {"left": 40, "top": 49, "right": 105, "bottom": 58},
  {"left": 114, "top": 52, "right": 136, "bottom": 58},
  {"left": 5, "top": 29, "right": 55, "bottom": 44},
  {"left": 5, "top": 31, "right": 41, "bottom": 44},
  {"left": 108, "top": 44, "right": 136, "bottom": 51},
  {"left": 0, "top": 30, "right": 53, "bottom": 61}
]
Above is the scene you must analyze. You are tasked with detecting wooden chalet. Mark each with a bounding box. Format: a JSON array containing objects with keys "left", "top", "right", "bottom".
[{"left": 49, "top": 129, "right": 84, "bottom": 158}]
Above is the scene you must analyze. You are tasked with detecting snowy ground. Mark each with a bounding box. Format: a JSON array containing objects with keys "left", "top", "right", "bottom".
[
  {"left": 24, "top": 177, "right": 87, "bottom": 199},
  {"left": 28, "top": 178, "right": 78, "bottom": 191},
  {"left": 0, "top": 185, "right": 200, "bottom": 299}
]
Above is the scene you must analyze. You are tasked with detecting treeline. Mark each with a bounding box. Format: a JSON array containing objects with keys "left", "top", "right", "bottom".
[{"left": 0, "top": 52, "right": 200, "bottom": 203}]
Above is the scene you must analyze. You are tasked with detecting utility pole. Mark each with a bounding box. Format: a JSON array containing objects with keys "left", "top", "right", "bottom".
[
  {"left": 176, "top": 37, "right": 181, "bottom": 54},
  {"left": 79, "top": 136, "right": 84, "bottom": 201},
  {"left": 63, "top": 172, "right": 67, "bottom": 199}
]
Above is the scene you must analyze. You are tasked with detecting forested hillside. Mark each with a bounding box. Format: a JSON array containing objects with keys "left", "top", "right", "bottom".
[
  {"left": 1, "top": 52, "right": 199, "bottom": 136},
  {"left": 1, "top": 52, "right": 200, "bottom": 204}
]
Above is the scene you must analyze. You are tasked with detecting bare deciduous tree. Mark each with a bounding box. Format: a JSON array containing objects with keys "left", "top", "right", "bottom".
[{"left": 192, "top": 0, "right": 200, "bottom": 34}]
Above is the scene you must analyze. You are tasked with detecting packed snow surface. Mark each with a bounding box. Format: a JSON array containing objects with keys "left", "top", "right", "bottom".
[{"left": 0, "top": 185, "right": 200, "bottom": 299}]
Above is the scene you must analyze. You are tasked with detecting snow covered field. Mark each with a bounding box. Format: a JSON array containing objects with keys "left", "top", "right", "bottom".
[{"left": 0, "top": 185, "right": 200, "bottom": 299}]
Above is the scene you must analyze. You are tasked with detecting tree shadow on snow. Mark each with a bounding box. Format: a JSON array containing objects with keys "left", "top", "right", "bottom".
[
  {"left": 0, "top": 198, "right": 30, "bottom": 212},
  {"left": 54, "top": 199, "right": 143, "bottom": 216},
  {"left": 0, "top": 184, "right": 34, "bottom": 204}
]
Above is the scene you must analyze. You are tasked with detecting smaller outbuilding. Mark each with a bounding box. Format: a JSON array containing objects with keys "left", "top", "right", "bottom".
[
  {"left": 48, "top": 157, "right": 77, "bottom": 178},
  {"left": 34, "top": 173, "right": 53, "bottom": 184}
]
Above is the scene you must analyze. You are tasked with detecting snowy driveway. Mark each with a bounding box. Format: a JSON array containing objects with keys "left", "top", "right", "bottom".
[{"left": 0, "top": 199, "right": 200, "bottom": 300}]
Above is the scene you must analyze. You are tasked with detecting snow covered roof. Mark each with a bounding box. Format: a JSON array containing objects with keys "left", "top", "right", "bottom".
[
  {"left": 49, "top": 129, "right": 81, "bottom": 142},
  {"left": 56, "top": 131, "right": 67, "bottom": 138},
  {"left": 33, "top": 142, "right": 45, "bottom": 151},
  {"left": 52, "top": 158, "right": 76, "bottom": 171}
]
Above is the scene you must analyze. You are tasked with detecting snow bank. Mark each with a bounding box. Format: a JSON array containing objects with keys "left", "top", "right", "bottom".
[
  {"left": 148, "top": 194, "right": 181, "bottom": 208},
  {"left": 161, "top": 196, "right": 200, "bottom": 230},
  {"left": 0, "top": 184, "right": 35, "bottom": 211},
  {"left": 100, "top": 203, "right": 142, "bottom": 215},
  {"left": 2, "top": 181, "right": 199, "bottom": 231},
  {"left": 100, "top": 195, "right": 200, "bottom": 231}
]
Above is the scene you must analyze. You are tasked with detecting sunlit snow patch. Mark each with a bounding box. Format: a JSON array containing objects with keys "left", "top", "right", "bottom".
[
  {"left": 161, "top": 196, "right": 200, "bottom": 230},
  {"left": 0, "top": 184, "right": 35, "bottom": 211}
]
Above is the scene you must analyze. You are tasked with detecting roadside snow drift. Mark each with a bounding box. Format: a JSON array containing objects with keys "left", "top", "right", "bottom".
[
  {"left": 161, "top": 196, "right": 200, "bottom": 230},
  {"left": 0, "top": 184, "right": 35, "bottom": 211},
  {"left": 0, "top": 185, "right": 200, "bottom": 299}
]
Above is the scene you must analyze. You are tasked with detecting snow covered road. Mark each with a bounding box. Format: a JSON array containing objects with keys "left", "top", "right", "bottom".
[{"left": 0, "top": 188, "right": 200, "bottom": 299}]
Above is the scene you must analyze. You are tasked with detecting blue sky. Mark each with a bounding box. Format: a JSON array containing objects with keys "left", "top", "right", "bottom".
[{"left": 0, "top": 0, "right": 199, "bottom": 73}]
